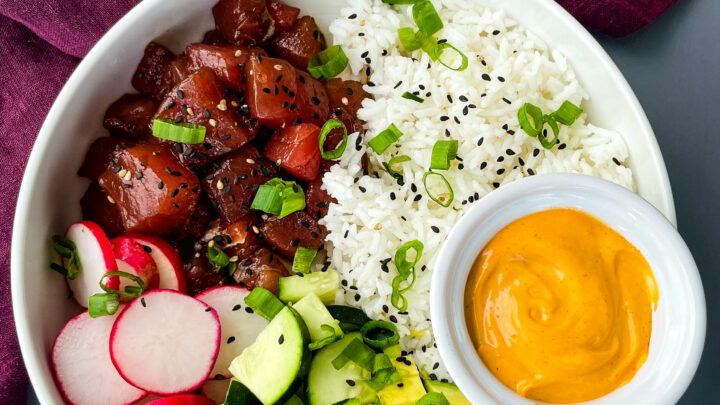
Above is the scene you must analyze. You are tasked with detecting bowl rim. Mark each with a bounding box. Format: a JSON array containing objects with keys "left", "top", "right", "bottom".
[
  {"left": 11, "top": 0, "right": 677, "bottom": 402},
  {"left": 430, "top": 173, "right": 705, "bottom": 405}
]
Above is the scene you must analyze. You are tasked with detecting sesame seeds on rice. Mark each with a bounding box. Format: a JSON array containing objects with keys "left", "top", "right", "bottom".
[{"left": 321, "top": 0, "right": 634, "bottom": 381}]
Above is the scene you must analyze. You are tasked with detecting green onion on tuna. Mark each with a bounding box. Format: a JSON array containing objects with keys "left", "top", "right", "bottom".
[
  {"left": 152, "top": 119, "right": 206, "bottom": 144},
  {"left": 251, "top": 178, "right": 306, "bottom": 219},
  {"left": 308, "top": 45, "right": 349, "bottom": 80},
  {"left": 319, "top": 118, "right": 348, "bottom": 160}
]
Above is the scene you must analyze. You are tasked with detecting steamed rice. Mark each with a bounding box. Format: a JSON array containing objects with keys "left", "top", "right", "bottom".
[{"left": 318, "top": 0, "right": 634, "bottom": 380}]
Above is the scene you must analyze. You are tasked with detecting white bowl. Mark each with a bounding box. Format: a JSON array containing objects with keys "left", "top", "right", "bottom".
[
  {"left": 431, "top": 173, "right": 705, "bottom": 405},
  {"left": 11, "top": 0, "right": 677, "bottom": 403}
]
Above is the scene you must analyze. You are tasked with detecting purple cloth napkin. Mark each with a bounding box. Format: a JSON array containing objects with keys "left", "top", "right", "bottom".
[{"left": 0, "top": 0, "right": 676, "bottom": 402}]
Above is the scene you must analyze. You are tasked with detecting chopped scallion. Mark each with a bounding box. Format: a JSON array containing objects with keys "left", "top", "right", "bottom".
[
  {"left": 308, "top": 45, "right": 349, "bottom": 80},
  {"left": 207, "top": 245, "right": 237, "bottom": 275},
  {"left": 308, "top": 324, "right": 341, "bottom": 351},
  {"left": 152, "top": 119, "right": 206, "bottom": 144},
  {"left": 539, "top": 114, "right": 560, "bottom": 149},
  {"left": 398, "top": 27, "right": 425, "bottom": 51},
  {"left": 251, "top": 178, "right": 306, "bottom": 218},
  {"left": 518, "top": 103, "right": 544, "bottom": 137},
  {"left": 368, "top": 124, "right": 403, "bottom": 154},
  {"left": 552, "top": 100, "right": 583, "bottom": 126},
  {"left": 401, "top": 92, "right": 424, "bottom": 103},
  {"left": 319, "top": 118, "right": 348, "bottom": 160},
  {"left": 292, "top": 247, "right": 318, "bottom": 274},
  {"left": 394, "top": 240, "right": 424, "bottom": 277},
  {"left": 244, "top": 287, "right": 285, "bottom": 320},
  {"left": 429, "top": 140, "right": 458, "bottom": 170},
  {"left": 437, "top": 42, "right": 469, "bottom": 71},
  {"left": 360, "top": 320, "right": 400, "bottom": 350},
  {"left": 88, "top": 293, "right": 120, "bottom": 318},
  {"left": 382, "top": 155, "right": 411, "bottom": 178},
  {"left": 98, "top": 271, "right": 145, "bottom": 298},
  {"left": 412, "top": 0, "right": 444, "bottom": 36},
  {"left": 423, "top": 171, "right": 454, "bottom": 207},
  {"left": 50, "top": 235, "right": 81, "bottom": 280}
]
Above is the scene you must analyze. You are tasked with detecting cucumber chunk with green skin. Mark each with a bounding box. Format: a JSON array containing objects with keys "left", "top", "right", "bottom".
[
  {"left": 307, "top": 333, "right": 377, "bottom": 405},
  {"left": 225, "top": 378, "right": 262, "bottom": 405},
  {"left": 229, "top": 306, "right": 311, "bottom": 404},
  {"left": 279, "top": 270, "right": 339, "bottom": 304},
  {"left": 327, "top": 306, "right": 371, "bottom": 332},
  {"left": 377, "top": 345, "right": 426, "bottom": 405},
  {"left": 292, "top": 293, "right": 343, "bottom": 350},
  {"left": 422, "top": 381, "right": 470, "bottom": 405}
]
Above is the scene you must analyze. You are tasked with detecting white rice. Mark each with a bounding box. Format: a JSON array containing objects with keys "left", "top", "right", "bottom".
[{"left": 318, "top": 0, "right": 634, "bottom": 380}]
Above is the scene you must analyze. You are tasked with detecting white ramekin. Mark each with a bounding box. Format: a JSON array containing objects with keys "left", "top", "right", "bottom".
[{"left": 431, "top": 173, "right": 705, "bottom": 405}]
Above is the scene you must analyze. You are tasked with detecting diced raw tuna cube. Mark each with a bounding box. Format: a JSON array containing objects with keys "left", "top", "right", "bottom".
[
  {"left": 212, "top": 0, "right": 273, "bottom": 46},
  {"left": 259, "top": 210, "right": 327, "bottom": 257},
  {"left": 103, "top": 94, "right": 158, "bottom": 140},
  {"left": 269, "top": 16, "right": 325, "bottom": 71}
]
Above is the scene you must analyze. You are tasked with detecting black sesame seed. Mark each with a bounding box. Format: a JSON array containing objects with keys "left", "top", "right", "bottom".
[
  {"left": 493, "top": 182, "right": 500, "bottom": 188},
  {"left": 394, "top": 81, "right": 402, "bottom": 89},
  {"left": 278, "top": 334, "right": 284, "bottom": 344},
  {"left": 291, "top": 239, "right": 300, "bottom": 247},
  {"left": 136, "top": 172, "right": 144, "bottom": 180},
  {"left": 440, "top": 116, "right": 449, "bottom": 121},
  {"left": 389, "top": 315, "right": 398, "bottom": 323},
  {"left": 140, "top": 297, "right": 146, "bottom": 307},
  {"left": 174, "top": 115, "right": 183, "bottom": 123},
  {"left": 493, "top": 29, "right": 501, "bottom": 35},
  {"left": 480, "top": 162, "right": 487, "bottom": 169},
  {"left": 497, "top": 156, "right": 504, "bottom": 162},
  {"left": 158, "top": 181, "right": 164, "bottom": 189},
  {"left": 533, "top": 148, "right": 540, "bottom": 157},
  {"left": 613, "top": 157, "right": 621, "bottom": 166},
  {"left": 232, "top": 304, "right": 241, "bottom": 311},
  {"left": 359, "top": 186, "right": 366, "bottom": 193},
  {"left": 482, "top": 73, "right": 491, "bottom": 81},
  {"left": 458, "top": 163, "right": 464, "bottom": 169},
  {"left": 245, "top": 306, "right": 254, "bottom": 314},
  {"left": 358, "top": 32, "right": 365, "bottom": 36},
  {"left": 558, "top": 143, "right": 567, "bottom": 150},
  {"left": 176, "top": 90, "right": 184, "bottom": 99},
  {"left": 497, "top": 168, "right": 505, "bottom": 175},
  {"left": 414, "top": 194, "right": 422, "bottom": 201},
  {"left": 346, "top": 380, "right": 356, "bottom": 386},
  {"left": 431, "top": 226, "right": 440, "bottom": 233},
  {"left": 502, "top": 97, "right": 512, "bottom": 104},
  {"left": 354, "top": 293, "right": 361, "bottom": 302},
  {"left": 498, "top": 76, "right": 505, "bottom": 82}
]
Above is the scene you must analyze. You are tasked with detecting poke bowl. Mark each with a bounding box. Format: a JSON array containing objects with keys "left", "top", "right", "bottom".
[{"left": 11, "top": 0, "right": 683, "bottom": 404}]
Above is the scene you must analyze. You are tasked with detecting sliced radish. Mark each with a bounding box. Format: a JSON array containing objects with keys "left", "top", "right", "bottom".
[
  {"left": 195, "top": 286, "right": 269, "bottom": 379},
  {"left": 52, "top": 306, "right": 147, "bottom": 405},
  {"left": 122, "top": 234, "right": 187, "bottom": 292},
  {"left": 144, "top": 395, "right": 216, "bottom": 405},
  {"left": 110, "top": 290, "right": 221, "bottom": 395},
  {"left": 112, "top": 235, "right": 159, "bottom": 294},
  {"left": 65, "top": 221, "right": 119, "bottom": 308},
  {"left": 200, "top": 379, "right": 230, "bottom": 404}
]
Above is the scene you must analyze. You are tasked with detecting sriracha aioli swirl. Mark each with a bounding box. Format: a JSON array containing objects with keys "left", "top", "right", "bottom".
[{"left": 464, "top": 208, "right": 658, "bottom": 404}]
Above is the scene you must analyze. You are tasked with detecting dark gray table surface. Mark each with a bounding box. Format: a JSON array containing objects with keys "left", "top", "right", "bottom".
[
  {"left": 594, "top": 0, "right": 720, "bottom": 402},
  {"left": 27, "top": 0, "right": 720, "bottom": 403}
]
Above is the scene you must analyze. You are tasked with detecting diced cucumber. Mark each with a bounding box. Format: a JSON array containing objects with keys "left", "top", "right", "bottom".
[
  {"left": 377, "top": 345, "right": 426, "bottom": 405},
  {"left": 225, "top": 378, "right": 262, "bottom": 405},
  {"left": 307, "top": 332, "right": 377, "bottom": 405},
  {"left": 422, "top": 380, "right": 470, "bottom": 405},
  {"left": 327, "top": 305, "right": 371, "bottom": 332},
  {"left": 285, "top": 394, "right": 306, "bottom": 405},
  {"left": 229, "top": 306, "right": 311, "bottom": 404},
  {"left": 279, "top": 270, "right": 339, "bottom": 304},
  {"left": 293, "top": 293, "right": 343, "bottom": 350}
]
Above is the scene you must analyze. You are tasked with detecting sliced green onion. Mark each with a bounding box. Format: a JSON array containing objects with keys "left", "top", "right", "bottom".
[
  {"left": 308, "top": 324, "right": 341, "bottom": 351},
  {"left": 412, "top": 0, "right": 444, "bottom": 36},
  {"left": 361, "top": 320, "right": 400, "bottom": 350},
  {"left": 308, "top": 45, "right": 349, "bottom": 80},
  {"left": 208, "top": 245, "right": 230, "bottom": 268},
  {"left": 251, "top": 178, "right": 306, "bottom": 218},
  {"left": 88, "top": 293, "right": 120, "bottom": 318},
  {"left": 422, "top": 37, "right": 443, "bottom": 61},
  {"left": 319, "top": 118, "right": 348, "bottom": 160},
  {"left": 429, "top": 140, "right": 458, "bottom": 170},
  {"left": 99, "top": 271, "right": 145, "bottom": 298},
  {"left": 416, "top": 392, "right": 450, "bottom": 405},
  {"left": 552, "top": 100, "right": 583, "bottom": 126},
  {"left": 518, "top": 103, "right": 544, "bottom": 137},
  {"left": 292, "top": 247, "right": 318, "bottom": 274},
  {"left": 364, "top": 353, "right": 402, "bottom": 391},
  {"left": 437, "top": 42, "right": 469, "bottom": 71},
  {"left": 382, "top": 155, "right": 411, "bottom": 178},
  {"left": 332, "top": 338, "right": 376, "bottom": 371},
  {"left": 368, "top": 123, "right": 403, "bottom": 154},
  {"left": 398, "top": 27, "right": 425, "bottom": 51},
  {"left": 391, "top": 274, "right": 410, "bottom": 312},
  {"left": 539, "top": 114, "right": 560, "bottom": 149},
  {"left": 382, "top": 0, "right": 419, "bottom": 4},
  {"left": 423, "top": 171, "right": 454, "bottom": 207},
  {"left": 152, "top": 119, "right": 206, "bottom": 144},
  {"left": 401, "top": 92, "right": 424, "bottom": 103},
  {"left": 394, "top": 240, "right": 424, "bottom": 278},
  {"left": 50, "top": 235, "right": 81, "bottom": 280},
  {"left": 244, "top": 287, "right": 285, "bottom": 320}
]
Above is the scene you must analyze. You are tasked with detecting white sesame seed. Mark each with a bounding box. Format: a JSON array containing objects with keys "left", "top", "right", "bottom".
[
  {"left": 118, "top": 169, "right": 127, "bottom": 178},
  {"left": 216, "top": 180, "right": 224, "bottom": 189},
  {"left": 123, "top": 171, "right": 132, "bottom": 181},
  {"left": 229, "top": 256, "right": 239, "bottom": 262},
  {"left": 231, "top": 101, "right": 239, "bottom": 107},
  {"left": 106, "top": 196, "right": 115, "bottom": 204},
  {"left": 252, "top": 225, "right": 260, "bottom": 234},
  {"left": 217, "top": 99, "right": 227, "bottom": 111},
  {"left": 273, "top": 64, "right": 283, "bottom": 70},
  {"left": 261, "top": 214, "right": 268, "bottom": 220},
  {"left": 341, "top": 97, "right": 349, "bottom": 105},
  {"left": 209, "top": 118, "right": 217, "bottom": 127},
  {"left": 186, "top": 107, "right": 194, "bottom": 115},
  {"left": 234, "top": 49, "right": 242, "bottom": 57},
  {"left": 194, "top": 252, "right": 201, "bottom": 258},
  {"left": 246, "top": 158, "right": 255, "bottom": 164},
  {"left": 208, "top": 240, "right": 215, "bottom": 247}
]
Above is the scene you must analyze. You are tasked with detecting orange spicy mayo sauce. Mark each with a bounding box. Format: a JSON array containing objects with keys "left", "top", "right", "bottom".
[{"left": 464, "top": 208, "right": 658, "bottom": 404}]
